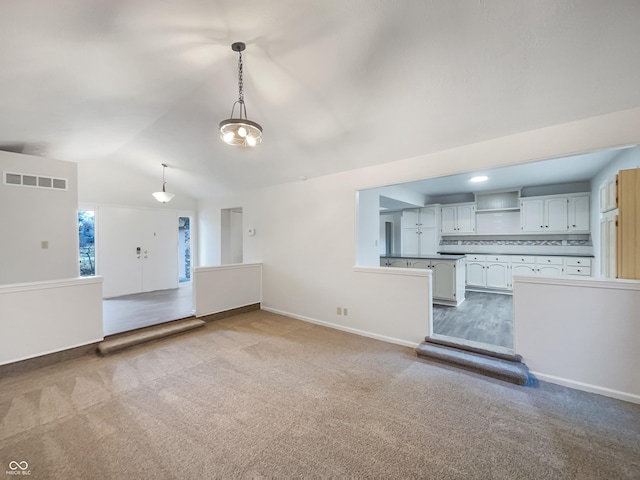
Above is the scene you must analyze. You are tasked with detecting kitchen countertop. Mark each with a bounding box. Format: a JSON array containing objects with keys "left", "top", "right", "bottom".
[
  {"left": 381, "top": 254, "right": 466, "bottom": 260},
  {"left": 439, "top": 252, "right": 595, "bottom": 258}
]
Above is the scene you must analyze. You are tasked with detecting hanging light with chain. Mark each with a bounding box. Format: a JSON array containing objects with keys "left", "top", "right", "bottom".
[{"left": 219, "top": 42, "right": 263, "bottom": 147}]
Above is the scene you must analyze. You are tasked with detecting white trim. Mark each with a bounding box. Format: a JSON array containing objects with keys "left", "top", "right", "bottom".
[
  {"left": 0, "top": 338, "right": 104, "bottom": 367},
  {"left": 353, "top": 266, "right": 432, "bottom": 277},
  {"left": 262, "top": 306, "right": 420, "bottom": 349},
  {"left": 0, "top": 276, "right": 103, "bottom": 294},
  {"left": 194, "top": 262, "right": 263, "bottom": 273},
  {"left": 532, "top": 371, "right": 640, "bottom": 405},
  {"left": 513, "top": 274, "right": 640, "bottom": 290}
]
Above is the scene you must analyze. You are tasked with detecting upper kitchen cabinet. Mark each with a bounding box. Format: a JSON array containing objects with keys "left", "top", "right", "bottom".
[
  {"left": 401, "top": 206, "right": 440, "bottom": 255},
  {"left": 599, "top": 175, "right": 618, "bottom": 213},
  {"left": 520, "top": 193, "right": 589, "bottom": 234},
  {"left": 441, "top": 203, "right": 475, "bottom": 234}
]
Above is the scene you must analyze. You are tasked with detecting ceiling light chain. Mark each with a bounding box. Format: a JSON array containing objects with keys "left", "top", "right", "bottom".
[{"left": 219, "top": 42, "right": 263, "bottom": 147}]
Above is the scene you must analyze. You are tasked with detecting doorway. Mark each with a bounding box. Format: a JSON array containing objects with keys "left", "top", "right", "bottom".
[{"left": 221, "top": 207, "right": 243, "bottom": 264}]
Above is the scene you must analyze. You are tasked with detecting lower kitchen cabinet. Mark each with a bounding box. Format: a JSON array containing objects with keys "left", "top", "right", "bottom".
[{"left": 380, "top": 256, "right": 465, "bottom": 306}]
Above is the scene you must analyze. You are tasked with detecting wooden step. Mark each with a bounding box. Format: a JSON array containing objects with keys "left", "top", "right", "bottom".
[
  {"left": 415, "top": 341, "right": 530, "bottom": 385},
  {"left": 97, "top": 318, "right": 205, "bottom": 355}
]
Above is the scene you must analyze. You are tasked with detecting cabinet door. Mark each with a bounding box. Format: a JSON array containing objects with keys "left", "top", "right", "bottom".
[
  {"left": 512, "top": 264, "right": 536, "bottom": 277},
  {"left": 418, "top": 228, "right": 438, "bottom": 255},
  {"left": 456, "top": 205, "right": 476, "bottom": 233},
  {"left": 568, "top": 195, "right": 590, "bottom": 232},
  {"left": 419, "top": 206, "right": 437, "bottom": 229},
  {"left": 485, "top": 263, "right": 509, "bottom": 289},
  {"left": 607, "top": 176, "right": 617, "bottom": 212},
  {"left": 387, "top": 259, "right": 408, "bottom": 268},
  {"left": 431, "top": 261, "right": 456, "bottom": 300},
  {"left": 520, "top": 200, "right": 544, "bottom": 232},
  {"left": 440, "top": 206, "right": 457, "bottom": 234},
  {"left": 466, "top": 262, "right": 486, "bottom": 287},
  {"left": 401, "top": 209, "right": 420, "bottom": 229},
  {"left": 401, "top": 228, "right": 420, "bottom": 255},
  {"left": 537, "top": 264, "right": 563, "bottom": 276},
  {"left": 545, "top": 197, "right": 569, "bottom": 232},
  {"left": 409, "top": 259, "right": 431, "bottom": 269}
]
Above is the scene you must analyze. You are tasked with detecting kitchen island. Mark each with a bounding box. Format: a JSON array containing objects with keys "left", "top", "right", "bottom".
[{"left": 380, "top": 254, "right": 466, "bottom": 306}]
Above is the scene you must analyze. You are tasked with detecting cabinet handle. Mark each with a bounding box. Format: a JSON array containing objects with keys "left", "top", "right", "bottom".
[
  {"left": 577, "top": 269, "right": 581, "bottom": 272},
  {"left": 573, "top": 224, "right": 576, "bottom": 227}
]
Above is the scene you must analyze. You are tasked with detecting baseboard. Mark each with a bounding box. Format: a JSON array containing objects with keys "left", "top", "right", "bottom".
[
  {"left": 0, "top": 340, "right": 102, "bottom": 376},
  {"left": 532, "top": 371, "right": 640, "bottom": 405},
  {"left": 261, "top": 307, "right": 420, "bottom": 349},
  {"left": 198, "top": 303, "right": 261, "bottom": 322}
]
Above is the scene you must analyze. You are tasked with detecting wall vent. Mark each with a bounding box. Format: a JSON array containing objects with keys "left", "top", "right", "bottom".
[{"left": 3, "top": 171, "right": 68, "bottom": 191}]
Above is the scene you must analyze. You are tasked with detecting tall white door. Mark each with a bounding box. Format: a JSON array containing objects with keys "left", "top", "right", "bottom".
[
  {"left": 99, "top": 206, "right": 143, "bottom": 298},
  {"left": 98, "top": 206, "right": 178, "bottom": 298},
  {"left": 141, "top": 210, "right": 179, "bottom": 292}
]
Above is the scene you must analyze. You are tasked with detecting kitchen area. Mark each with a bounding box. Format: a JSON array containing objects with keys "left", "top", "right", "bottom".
[{"left": 376, "top": 146, "right": 640, "bottom": 350}]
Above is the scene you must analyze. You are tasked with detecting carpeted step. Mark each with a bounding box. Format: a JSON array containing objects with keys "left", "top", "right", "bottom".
[
  {"left": 97, "top": 318, "right": 205, "bottom": 355},
  {"left": 415, "top": 342, "right": 530, "bottom": 385},
  {"left": 424, "top": 334, "right": 522, "bottom": 363}
]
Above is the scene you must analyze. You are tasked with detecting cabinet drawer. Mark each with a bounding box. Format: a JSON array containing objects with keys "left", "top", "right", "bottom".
[
  {"left": 466, "top": 254, "right": 487, "bottom": 261},
  {"left": 536, "top": 256, "right": 563, "bottom": 265},
  {"left": 565, "top": 266, "right": 591, "bottom": 276},
  {"left": 565, "top": 257, "right": 592, "bottom": 267},
  {"left": 486, "top": 255, "right": 510, "bottom": 263},
  {"left": 511, "top": 256, "right": 536, "bottom": 264}
]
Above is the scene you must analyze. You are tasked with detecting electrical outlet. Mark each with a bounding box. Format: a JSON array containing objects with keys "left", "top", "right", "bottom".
[
  {"left": 337, "top": 307, "right": 342, "bottom": 315},
  {"left": 343, "top": 308, "right": 348, "bottom": 316}
]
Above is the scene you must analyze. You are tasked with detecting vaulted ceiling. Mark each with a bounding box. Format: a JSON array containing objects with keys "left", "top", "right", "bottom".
[{"left": 1, "top": 0, "right": 640, "bottom": 199}]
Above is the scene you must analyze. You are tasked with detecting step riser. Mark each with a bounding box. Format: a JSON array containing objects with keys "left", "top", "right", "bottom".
[
  {"left": 415, "top": 343, "right": 530, "bottom": 386},
  {"left": 98, "top": 319, "right": 206, "bottom": 355}
]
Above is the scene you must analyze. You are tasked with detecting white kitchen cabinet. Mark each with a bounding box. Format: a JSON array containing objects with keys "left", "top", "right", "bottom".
[
  {"left": 520, "top": 193, "right": 589, "bottom": 233},
  {"left": 563, "top": 257, "right": 592, "bottom": 276},
  {"left": 600, "top": 211, "right": 617, "bottom": 278},
  {"left": 485, "top": 260, "right": 510, "bottom": 289},
  {"left": 401, "top": 206, "right": 439, "bottom": 255},
  {"left": 380, "top": 256, "right": 465, "bottom": 305},
  {"left": 521, "top": 197, "right": 568, "bottom": 232},
  {"left": 465, "top": 254, "right": 510, "bottom": 290},
  {"left": 599, "top": 175, "right": 618, "bottom": 213},
  {"left": 511, "top": 264, "right": 536, "bottom": 276},
  {"left": 568, "top": 194, "right": 590, "bottom": 232},
  {"left": 535, "top": 256, "right": 563, "bottom": 276},
  {"left": 408, "top": 259, "right": 431, "bottom": 269},
  {"left": 465, "top": 255, "right": 486, "bottom": 288},
  {"left": 441, "top": 203, "right": 476, "bottom": 234}
]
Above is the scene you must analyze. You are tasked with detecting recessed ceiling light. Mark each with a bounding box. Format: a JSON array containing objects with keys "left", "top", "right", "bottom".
[{"left": 470, "top": 176, "right": 488, "bottom": 183}]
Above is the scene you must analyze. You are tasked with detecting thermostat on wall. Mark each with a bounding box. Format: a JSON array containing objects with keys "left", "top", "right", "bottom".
[{"left": 247, "top": 228, "right": 255, "bottom": 236}]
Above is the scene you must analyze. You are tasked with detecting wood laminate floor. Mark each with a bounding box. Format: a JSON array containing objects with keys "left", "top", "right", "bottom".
[
  {"left": 103, "top": 282, "right": 194, "bottom": 336},
  {"left": 432, "top": 291, "right": 513, "bottom": 349}
]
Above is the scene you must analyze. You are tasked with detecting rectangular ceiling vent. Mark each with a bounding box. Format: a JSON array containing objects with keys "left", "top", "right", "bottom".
[{"left": 3, "top": 171, "right": 68, "bottom": 191}]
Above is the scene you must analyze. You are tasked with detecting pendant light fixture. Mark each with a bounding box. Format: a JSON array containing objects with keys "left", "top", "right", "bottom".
[
  {"left": 219, "top": 42, "right": 263, "bottom": 147},
  {"left": 152, "top": 163, "right": 175, "bottom": 203}
]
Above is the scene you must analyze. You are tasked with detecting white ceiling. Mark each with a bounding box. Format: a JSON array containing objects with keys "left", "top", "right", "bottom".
[
  {"left": 377, "top": 147, "right": 626, "bottom": 210},
  {"left": 1, "top": 0, "right": 640, "bottom": 199}
]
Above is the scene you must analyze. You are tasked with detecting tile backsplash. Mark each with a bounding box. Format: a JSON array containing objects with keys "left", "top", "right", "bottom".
[{"left": 439, "top": 236, "right": 593, "bottom": 256}]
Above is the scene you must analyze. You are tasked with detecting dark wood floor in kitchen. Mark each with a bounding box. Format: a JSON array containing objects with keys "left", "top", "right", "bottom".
[{"left": 432, "top": 291, "right": 513, "bottom": 349}]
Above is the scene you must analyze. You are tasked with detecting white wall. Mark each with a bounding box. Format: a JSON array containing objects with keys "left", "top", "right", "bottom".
[
  {"left": 198, "top": 107, "right": 640, "bottom": 349},
  {"left": 77, "top": 158, "right": 197, "bottom": 211},
  {"left": 0, "top": 151, "right": 79, "bottom": 284},
  {"left": 0, "top": 277, "right": 104, "bottom": 365},
  {"left": 193, "top": 263, "right": 262, "bottom": 317},
  {"left": 590, "top": 146, "right": 640, "bottom": 274},
  {"left": 514, "top": 275, "right": 640, "bottom": 404}
]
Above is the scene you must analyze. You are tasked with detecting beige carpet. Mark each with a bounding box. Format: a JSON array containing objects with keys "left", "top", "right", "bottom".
[{"left": 1, "top": 311, "right": 639, "bottom": 478}]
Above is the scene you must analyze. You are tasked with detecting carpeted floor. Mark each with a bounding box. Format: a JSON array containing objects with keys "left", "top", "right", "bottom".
[{"left": 1, "top": 310, "right": 639, "bottom": 478}]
